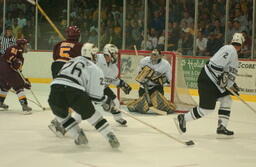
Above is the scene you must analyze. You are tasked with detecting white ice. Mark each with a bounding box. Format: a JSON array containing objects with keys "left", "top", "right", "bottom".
[{"left": 0, "top": 84, "right": 256, "bottom": 167}]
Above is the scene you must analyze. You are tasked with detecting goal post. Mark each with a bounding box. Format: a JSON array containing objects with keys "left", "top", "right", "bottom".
[{"left": 116, "top": 50, "right": 197, "bottom": 110}]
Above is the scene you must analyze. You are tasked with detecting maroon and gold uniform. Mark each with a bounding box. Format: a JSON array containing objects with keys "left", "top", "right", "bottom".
[
  {"left": 51, "top": 26, "right": 83, "bottom": 78},
  {"left": 0, "top": 39, "right": 32, "bottom": 113}
]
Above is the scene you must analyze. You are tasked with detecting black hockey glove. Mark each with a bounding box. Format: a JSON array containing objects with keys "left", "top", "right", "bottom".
[
  {"left": 118, "top": 79, "right": 132, "bottom": 95},
  {"left": 11, "top": 58, "right": 22, "bottom": 70},
  {"left": 228, "top": 83, "right": 240, "bottom": 96},
  {"left": 102, "top": 95, "right": 114, "bottom": 112}
]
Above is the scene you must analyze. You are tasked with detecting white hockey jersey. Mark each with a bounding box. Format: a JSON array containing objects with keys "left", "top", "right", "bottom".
[
  {"left": 138, "top": 56, "right": 172, "bottom": 88},
  {"left": 204, "top": 45, "right": 239, "bottom": 93},
  {"left": 51, "top": 56, "right": 105, "bottom": 101},
  {"left": 95, "top": 53, "right": 120, "bottom": 86}
]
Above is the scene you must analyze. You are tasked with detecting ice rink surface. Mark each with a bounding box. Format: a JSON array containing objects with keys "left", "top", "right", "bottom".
[{"left": 0, "top": 84, "right": 256, "bottom": 167}]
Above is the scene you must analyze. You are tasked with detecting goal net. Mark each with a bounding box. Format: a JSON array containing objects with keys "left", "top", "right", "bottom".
[{"left": 116, "top": 50, "right": 197, "bottom": 111}]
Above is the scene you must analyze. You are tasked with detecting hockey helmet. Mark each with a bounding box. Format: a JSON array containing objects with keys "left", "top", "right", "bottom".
[
  {"left": 231, "top": 33, "right": 245, "bottom": 45},
  {"left": 81, "top": 43, "right": 99, "bottom": 60},
  {"left": 16, "top": 38, "right": 29, "bottom": 46},
  {"left": 103, "top": 44, "right": 119, "bottom": 63},
  {"left": 66, "top": 26, "right": 80, "bottom": 40}
]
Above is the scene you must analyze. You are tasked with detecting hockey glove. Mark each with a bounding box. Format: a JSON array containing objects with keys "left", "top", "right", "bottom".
[
  {"left": 11, "top": 58, "right": 22, "bottom": 70},
  {"left": 102, "top": 95, "right": 114, "bottom": 112},
  {"left": 228, "top": 83, "right": 240, "bottom": 96},
  {"left": 118, "top": 79, "right": 132, "bottom": 95},
  {"left": 217, "top": 72, "right": 229, "bottom": 88},
  {"left": 24, "top": 78, "right": 31, "bottom": 90}
]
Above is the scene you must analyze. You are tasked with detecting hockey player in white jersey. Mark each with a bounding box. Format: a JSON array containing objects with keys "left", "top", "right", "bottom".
[
  {"left": 174, "top": 33, "right": 244, "bottom": 138},
  {"left": 93, "top": 44, "right": 131, "bottom": 125},
  {"left": 48, "top": 43, "right": 120, "bottom": 148},
  {"left": 137, "top": 48, "right": 172, "bottom": 97}
]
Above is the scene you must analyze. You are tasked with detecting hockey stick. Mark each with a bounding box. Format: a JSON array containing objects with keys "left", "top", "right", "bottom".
[
  {"left": 226, "top": 87, "right": 256, "bottom": 114},
  {"left": 26, "top": 0, "right": 65, "bottom": 40},
  {"left": 118, "top": 108, "right": 194, "bottom": 146},
  {"left": 134, "top": 45, "right": 167, "bottom": 115},
  {"left": 16, "top": 70, "right": 47, "bottom": 111}
]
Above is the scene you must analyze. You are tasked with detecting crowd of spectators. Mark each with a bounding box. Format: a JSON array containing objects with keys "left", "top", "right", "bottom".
[{"left": 0, "top": 0, "right": 255, "bottom": 58}]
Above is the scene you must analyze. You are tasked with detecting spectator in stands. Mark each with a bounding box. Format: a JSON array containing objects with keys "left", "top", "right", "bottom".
[
  {"left": 180, "top": 11, "right": 194, "bottom": 28},
  {"left": 196, "top": 31, "right": 208, "bottom": 56},
  {"left": 150, "top": 10, "right": 164, "bottom": 32},
  {"left": 240, "top": 30, "right": 252, "bottom": 58},
  {"left": 205, "top": 32, "right": 224, "bottom": 57},
  {"left": 141, "top": 35, "right": 153, "bottom": 50},
  {"left": 148, "top": 28, "right": 158, "bottom": 49},
  {"left": 17, "top": 12, "right": 27, "bottom": 28},
  {"left": 179, "top": 30, "right": 193, "bottom": 55},
  {"left": 88, "top": 28, "right": 98, "bottom": 44},
  {"left": 12, "top": 18, "right": 22, "bottom": 38},
  {"left": 233, "top": 19, "right": 248, "bottom": 34},
  {"left": 131, "top": 20, "right": 142, "bottom": 48},
  {"left": 233, "top": 8, "right": 248, "bottom": 28}
]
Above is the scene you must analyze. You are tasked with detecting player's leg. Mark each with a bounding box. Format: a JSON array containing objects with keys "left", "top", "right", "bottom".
[
  {"left": 104, "top": 87, "right": 127, "bottom": 126},
  {"left": 71, "top": 90, "right": 120, "bottom": 148},
  {"left": 48, "top": 85, "right": 87, "bottom": 145},
  {"left": 174, "top": 69, "right": 216, "bottom": 134},
  {"left": 0, "top": 84, "right": 9, "bottom": 110},
  {"left": 216, "top": 95, "right": 234, "bottom": 137}
]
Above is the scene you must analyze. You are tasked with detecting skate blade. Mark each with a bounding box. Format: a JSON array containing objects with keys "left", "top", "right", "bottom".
[
  {"left": 173, "top": 118, "right": 184, "bottom": 135},
  {"left": 216, "top": 134, "right": 234, "bottom": 139},
  {"left": 48, "top": 125, "right": 64, "bottom": 137},
  {"left": 23, "top": 111, "right": 32, "bottom": 115}
]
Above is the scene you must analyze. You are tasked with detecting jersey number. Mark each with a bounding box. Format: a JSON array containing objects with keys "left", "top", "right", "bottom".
[
  {"left": 61, "top": 61, "right": 85, "bottom": 77},
  {"left": 59, "top": 47, "right": 71, "bottom": 58}
]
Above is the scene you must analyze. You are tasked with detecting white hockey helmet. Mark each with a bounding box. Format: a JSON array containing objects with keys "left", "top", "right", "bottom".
[
  {"left": 81, "top": 43, "right": 99, "bottom": 59},
  {"left": 231, "top": 33, "right": 245, "bottom": 45},
  {"left": 103, "top": 44, "right": 119, "bottom": 63}
]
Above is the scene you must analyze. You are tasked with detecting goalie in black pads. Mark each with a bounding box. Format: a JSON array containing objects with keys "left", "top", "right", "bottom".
[
  {"left": 127, "top": 48, "right": 175, "bottom": 114},
  {"left": 174, "top": 33, "right": 244, "bottom": 138},
  {"left": 48, "top": 43, "right": 119, "bottom": 148}
]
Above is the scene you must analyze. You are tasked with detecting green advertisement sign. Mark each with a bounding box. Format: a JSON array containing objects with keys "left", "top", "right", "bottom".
[{"left": 180, "top": 57, "right": 208, "bottom": 89}]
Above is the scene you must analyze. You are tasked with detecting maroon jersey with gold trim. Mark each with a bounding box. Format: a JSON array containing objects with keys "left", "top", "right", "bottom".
[
  {"left": 52, "top": 40, "right": 83, "bottom": 62},
  {"left": 1, "top": 45, "right": 24, "bottom": 65}
]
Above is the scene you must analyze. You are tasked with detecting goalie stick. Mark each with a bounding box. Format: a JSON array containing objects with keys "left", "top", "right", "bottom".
[
  {"left": 118, "top": 108, "right": 194, "bottom": 146},
  {"left": 226, "top": 87, "right": 256, "bottom": 114}
]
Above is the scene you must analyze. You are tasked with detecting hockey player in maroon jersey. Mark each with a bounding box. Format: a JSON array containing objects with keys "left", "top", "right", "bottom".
[
  {"left": 51, "top": 25, "right": 83, "bottom": 78},
  {"left": 0, "top": 38, "right": 32, "bottom": 114}
]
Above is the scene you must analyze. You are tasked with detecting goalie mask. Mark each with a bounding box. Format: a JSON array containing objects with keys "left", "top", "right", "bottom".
[
  {"left": 150, "top": 49, "right": 162, "bottom": 64},
  {"left": 81, "top": 43, "right": 99, "bottom": 60},
  {"left": 103, "top": 44, "right": 119, "bottom": 63}
]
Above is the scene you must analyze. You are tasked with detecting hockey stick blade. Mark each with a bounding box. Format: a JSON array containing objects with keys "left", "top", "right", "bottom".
[
  {"left": 185, "top": 140, "right": 195, "bottom": 146},
  {"left": 118, "top": 108, "right": 195, "bottom": 146}
]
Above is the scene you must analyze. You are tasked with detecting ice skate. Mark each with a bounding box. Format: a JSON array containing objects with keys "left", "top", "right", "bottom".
[
  {"left": 74, "top": 128, "right": 88, "bottom": 145},
  {"left": 107, "top": 132, "right": 120, "bottom": 148},
  {"left": 0, "top": 102, "right": 9, "bottom": 110},
  {"left": 216, "top": 125, "right": 234, "bottom": 139},
  {"left": 174, "top": 114, "right": 186, "bottom": 134},
  {"left": 48, "top": 119, "right": 65, "bottom": 137},
  {"left": 115, "top": 117, "right": 127, "bottom": 126},
  {"left": 22, "top": 104, "right": 32, "bottom": 115}
]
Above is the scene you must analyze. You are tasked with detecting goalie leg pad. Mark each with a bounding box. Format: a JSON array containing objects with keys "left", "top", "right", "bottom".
[
  {"left": 150, "top": 91, "right": 176, "bottom": 114},
  {"left": 127, "top": 95, "right": 149, "bottom": 113}
]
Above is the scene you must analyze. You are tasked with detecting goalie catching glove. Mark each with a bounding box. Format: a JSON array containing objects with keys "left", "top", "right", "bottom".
[{"left": 118, "top": 79, "right": 131, "bottom": 94}]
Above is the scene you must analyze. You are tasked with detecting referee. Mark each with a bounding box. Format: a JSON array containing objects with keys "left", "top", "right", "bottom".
[{"left": 0, "top": 26, "right": 16, "bottom": 56}]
